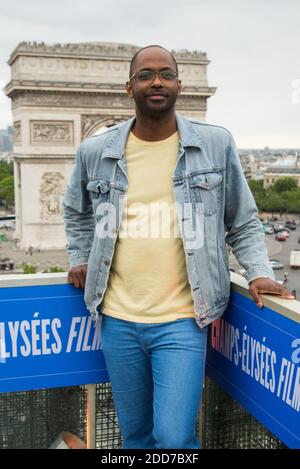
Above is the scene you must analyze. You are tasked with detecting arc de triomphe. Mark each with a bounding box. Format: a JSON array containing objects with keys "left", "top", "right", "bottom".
[{"left": 5, "top": 41, "right": 216, "bottom": 250}]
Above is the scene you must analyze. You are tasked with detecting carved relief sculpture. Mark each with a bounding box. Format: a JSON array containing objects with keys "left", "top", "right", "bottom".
[
  {"left": 31, "top": 121, "right": 74, "bottom": 144},
  {"left": 13, "top": 121, "right": 21, "bottom": 143},
  {"left": 39, "top": 171, "right": 65, "bottom": 220}
]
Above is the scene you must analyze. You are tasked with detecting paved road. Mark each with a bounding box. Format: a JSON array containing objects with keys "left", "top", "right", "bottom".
[
  {"left": 230, "top": 221, "right": 300, "bottom": 299},
  {"left": 266, "top": 224, "right": 300, "bottom": 298},
  {"left": 0, "top": 229, "right": 69, "bottom": 273}
]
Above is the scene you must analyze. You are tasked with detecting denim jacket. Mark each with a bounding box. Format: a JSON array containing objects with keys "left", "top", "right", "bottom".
[{"left": 62, "top": 113, "right": 274, "bottom": 329}]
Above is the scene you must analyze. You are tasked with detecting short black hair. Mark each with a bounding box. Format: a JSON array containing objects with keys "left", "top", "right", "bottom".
[{"left": 129, "top": 45, "right": 178, "bottom": 78}]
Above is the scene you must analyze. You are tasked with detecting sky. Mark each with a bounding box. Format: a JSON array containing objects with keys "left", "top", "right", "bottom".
[{"left": 0, "top": 0, "right": 299, "bottom": 149}]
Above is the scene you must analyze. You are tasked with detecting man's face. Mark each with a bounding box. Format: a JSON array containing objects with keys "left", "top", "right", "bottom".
[{"left": 126, "top": 47, "right": 181, "bottom": 117}]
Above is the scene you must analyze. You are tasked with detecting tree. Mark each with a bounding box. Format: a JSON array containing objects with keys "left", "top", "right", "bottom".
[
  {"left": 248, "top": 176, "right": 300, "bottom": 215},
  {"left": 0, "top": 161, "right": 13, "bottom": 180},
  {"left": 271, "top": 177, "right": 298, "bottom": 193},
  {"left": 0, "top": 175, "right": 14, "bottom": 208},
  {"left": 248, "top": 179, "right": 264, "bottom": 194},
  {"left": 282, "top": 189, "right": 300, "bottom": 214},
  {"left": 263, "top": 192, "right": 285, "bottom": 213},
  {"left": 248, "top": 179, "right": 265, "bottom": 211}
]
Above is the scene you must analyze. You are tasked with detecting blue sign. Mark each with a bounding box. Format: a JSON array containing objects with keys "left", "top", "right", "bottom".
[
  {"left": 206, "top": 290, "right": 300, "bottom": 449},
  {"left": 0, "top": 283, "right": 109, "bottom": 393}
]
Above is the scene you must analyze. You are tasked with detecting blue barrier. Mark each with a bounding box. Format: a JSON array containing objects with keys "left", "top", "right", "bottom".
[
  {"left": 0, "top": 275, "right": 109, "bottom": 392},
  {"left": 206, "top": 273, "right": 300, "bottom": 449}
]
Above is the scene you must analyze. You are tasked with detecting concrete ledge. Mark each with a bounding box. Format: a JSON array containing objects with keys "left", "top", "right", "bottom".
[
  {"left": 0, "top": 272, "right": 69, "bottom": 287},
  {"left": 230, "top": 271, "right": 300, "bottom": 324}
]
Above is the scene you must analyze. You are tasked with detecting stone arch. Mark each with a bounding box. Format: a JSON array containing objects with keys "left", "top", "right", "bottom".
[{"left": 82, "top": 116, "right": 128, "bottom": 139}]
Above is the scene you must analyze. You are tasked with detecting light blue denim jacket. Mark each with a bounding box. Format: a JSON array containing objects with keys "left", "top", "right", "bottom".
[{"left": 62, "top": 113, "right": 274, "bottom": 328}]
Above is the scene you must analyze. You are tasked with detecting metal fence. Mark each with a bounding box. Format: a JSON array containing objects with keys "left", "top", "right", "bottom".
[
  {"left": 0, "top": 378, "right": 286, "bottom": 449},
  {"left": 202, "top": 377, "right": 287, "bottom": 449},
  {"left": 0, "top": 386, "right": 87, "bottom": 449}
]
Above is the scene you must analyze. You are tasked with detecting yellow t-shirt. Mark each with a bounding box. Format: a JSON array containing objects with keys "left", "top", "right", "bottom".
[{"left": 101, "top": 130, "right": 195, "bottom": 323}]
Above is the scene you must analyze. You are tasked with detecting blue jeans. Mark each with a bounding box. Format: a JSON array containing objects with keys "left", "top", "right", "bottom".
[{"left": 100, "top": 315, "right": 208, "bottom": 449}]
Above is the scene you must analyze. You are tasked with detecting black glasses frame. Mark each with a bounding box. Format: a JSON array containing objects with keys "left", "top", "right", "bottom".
[{"left": 129, "top": 70, "right": 178, "bottom": 82}]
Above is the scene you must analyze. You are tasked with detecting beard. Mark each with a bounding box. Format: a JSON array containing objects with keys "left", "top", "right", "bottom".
[{"left": 132, "top": 91, "right": 178, "bottom": 119}]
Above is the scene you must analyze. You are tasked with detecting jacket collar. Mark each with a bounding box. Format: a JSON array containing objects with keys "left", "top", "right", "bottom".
[
  {"left": 101, "top": 112, "right": 202, "bottom": 159},
  {"left": 175, "top": 112, "right": 202, "bottom": 149}
]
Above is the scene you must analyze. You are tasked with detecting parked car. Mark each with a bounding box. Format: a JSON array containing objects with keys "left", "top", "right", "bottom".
[
  {"left": 269, "top": 259, "right": 284, "bottom": 270},
  {"left": 275, "top": 233, "right": 287, "bottom": 241},
  {"left": 281, "top": 230, "right": 290, "bottom": 238},
  {"left": 264, "top": 226, "right": 274, "bottom": 234},
  {"left": 285, "top": 221, "right": 296, "bottom": 230},
  {"left": 273, "top": 224, "right": 285, "bottom": 233},
  {"left": 0, "top": 258, "right": 14, "bottom": 270},
  {"left": 0, "top": 221, "right": 15, "bottom": 230}
]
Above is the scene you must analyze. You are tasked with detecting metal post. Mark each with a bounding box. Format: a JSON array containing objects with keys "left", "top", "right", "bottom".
[
  {"left": 86, "top": 384, "right": 96, "bottom": 449},
  {"left": 198, "top": 377, "right": 207, "bottom": 448}
]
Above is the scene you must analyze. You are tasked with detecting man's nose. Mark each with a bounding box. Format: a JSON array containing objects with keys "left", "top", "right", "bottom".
[{"left": 151, "top": 74, "right": 163, "bottom": 86}]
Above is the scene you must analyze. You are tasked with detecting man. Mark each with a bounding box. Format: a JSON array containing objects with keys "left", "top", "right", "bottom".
[{"left": 63, "top": 45, "right": 294, "bottom": 449}]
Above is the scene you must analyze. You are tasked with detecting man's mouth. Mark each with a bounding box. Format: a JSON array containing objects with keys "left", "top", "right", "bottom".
[{"left": 147, "top": 94, "right": 168, "bottom": 101}]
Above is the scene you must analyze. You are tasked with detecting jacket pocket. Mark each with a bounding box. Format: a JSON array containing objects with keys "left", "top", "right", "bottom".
[
  {"left": 189, "top": 172, "right": 223, "bottom": 216},
  {"left": 87, "top": 179, "right": 111, "bottom": 201},
  {"left": 86, "top": 179, "right": 112, "bottom": 225}
]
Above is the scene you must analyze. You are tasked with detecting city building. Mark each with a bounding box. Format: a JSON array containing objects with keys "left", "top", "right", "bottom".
[{"left": 264, "top": 154, "right": 300, "bottom": 189}]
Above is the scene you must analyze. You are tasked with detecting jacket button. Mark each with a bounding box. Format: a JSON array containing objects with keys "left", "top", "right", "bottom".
[
  {"left": 104, "top": 260, "right": 110, "bottom": 266},
  {"left": 97, "top": 292, "right": 102, "bottom": 298}
]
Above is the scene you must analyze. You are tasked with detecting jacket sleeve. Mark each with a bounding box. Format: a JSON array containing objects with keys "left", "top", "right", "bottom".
[
  {"left": 62, "top": 143, "right": 95, "bottom": 268},
  {"left": 224, "top": 133, "right": 275, "bottom": 283}
]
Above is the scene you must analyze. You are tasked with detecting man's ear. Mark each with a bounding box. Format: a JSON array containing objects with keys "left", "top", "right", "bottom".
[
  {"left": 126, "top": 81, "right": 133, "bottom": 99},
  {"left": 177, "top": 79, "right": 182, "bottom": 95}
]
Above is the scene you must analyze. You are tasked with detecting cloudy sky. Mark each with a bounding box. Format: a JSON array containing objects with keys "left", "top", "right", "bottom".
[{"left": 0, "top": 0, "right": 299, "bottom": 148}]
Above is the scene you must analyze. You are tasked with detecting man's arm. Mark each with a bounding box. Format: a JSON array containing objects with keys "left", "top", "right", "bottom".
[
  {"left": 224, "top": 136, "right": 294, "bottom": 308},
  {"left": 224, "top": 133, "right": 295, "bottom": 306},
  {"left": 224, "top": 132, "right": 274, "bottom": 283},
  {"left": 62, "top": 143, "right": 94, "bottom": 286}
]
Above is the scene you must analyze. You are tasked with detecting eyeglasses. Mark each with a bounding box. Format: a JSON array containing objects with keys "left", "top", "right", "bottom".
[{"left": 129, "top": 69, "right": 178, "bottom": 82}]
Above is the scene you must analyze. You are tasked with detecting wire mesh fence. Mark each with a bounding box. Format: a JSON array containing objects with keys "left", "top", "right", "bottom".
[
  {"left": 0, "top": 379, "right": 287, "bottom": 449},
  {"left": 95, "top": 382, "right": 121, "bottom": 449},
  {"left": 202, "top": 377, "right": 287, "bottom": 449},
  {"left": 0, "top": 386, "right": 87, "bottom": 449}
]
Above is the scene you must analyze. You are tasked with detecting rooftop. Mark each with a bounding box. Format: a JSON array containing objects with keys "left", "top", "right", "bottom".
[{"left": 265, "top": 166, "right": 300, "bottom": 174}]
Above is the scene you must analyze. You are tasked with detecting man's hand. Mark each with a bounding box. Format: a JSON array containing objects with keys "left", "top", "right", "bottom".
[
  {"left": 249, "top": 277, "right": 295, "bottom": 308},
  {"left": 68, "top": 264, "right": 87, "bottom": 289}
]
